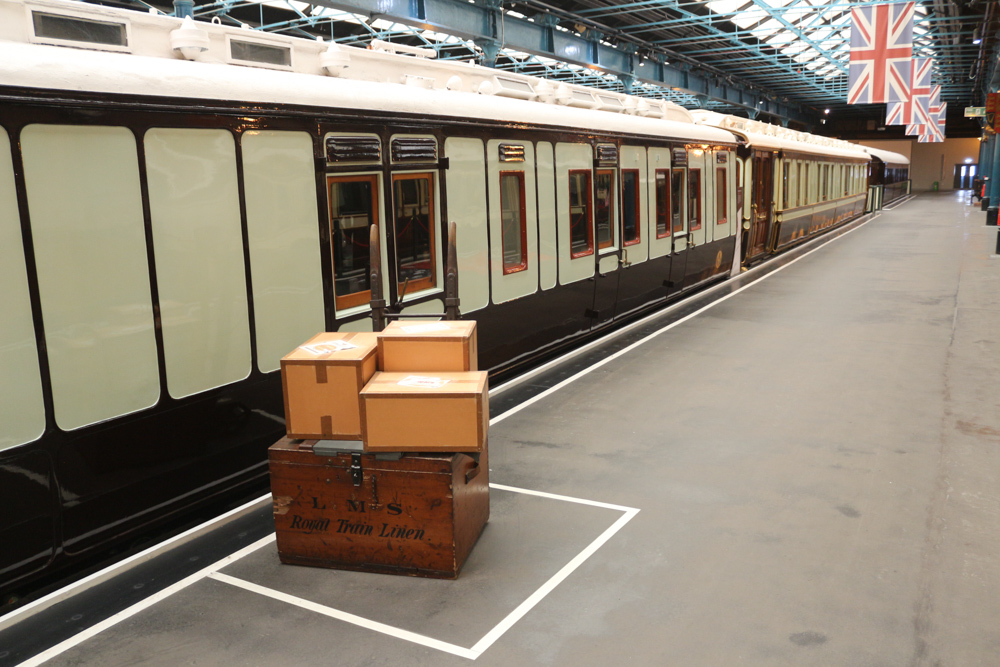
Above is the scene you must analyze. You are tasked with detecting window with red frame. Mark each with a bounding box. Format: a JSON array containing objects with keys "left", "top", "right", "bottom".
[
  {"left": 716, "top": 167, "right": 727, "bottom": 225},
  {"left": 655, "top": 169, "right": 670, "bottom": 238},
  {"left": 568, "top": 170, "right": 593, "bottom": 257},
  {"left": 622, "top": 169, "right": 640, "bottom": 245},
  {"left": 499, "top": 171, "right": 527, "bottom": 274},
  {"left": 688, "top": 169, "right": 702, "bottom": 231}
]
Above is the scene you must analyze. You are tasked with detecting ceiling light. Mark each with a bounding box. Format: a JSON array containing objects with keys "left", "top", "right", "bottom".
[
  {"left": 824, "top": 108, "right": 830, "bottom": 114},
  {"left": 973, "top": 25, "right": 982, "bottom": 45}
]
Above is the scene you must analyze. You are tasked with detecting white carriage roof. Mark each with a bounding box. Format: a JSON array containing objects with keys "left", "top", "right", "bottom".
[
  {"left": 690, "top": 110, "right": 870, "bottom": 161},
  {"left": 859, "top": 146, "right": 910, "bottom": 167},
  {"left": 0, "top": 0, "right": 736, "bottom": 146}
]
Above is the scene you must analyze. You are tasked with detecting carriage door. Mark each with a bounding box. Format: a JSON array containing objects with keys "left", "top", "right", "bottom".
[
  {"left": 667, "top": 148, "right": 688, "bottom": 291},
  {"left": 747, "top": 150, "right": 773, "bottom": 262},
  {"left": 589, "top": 143, "right": 621, "bottom": 328}
]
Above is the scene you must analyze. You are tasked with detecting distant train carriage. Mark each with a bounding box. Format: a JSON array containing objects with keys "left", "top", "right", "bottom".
[
  {"left": 692, "top": 111, "right": 871, "bottom": 267},
  {"left": 863, "top": 147, "right": 911, "bottom": 206},
  {"left": 0, "top": 0, "right": 876, "bottom": 604}
]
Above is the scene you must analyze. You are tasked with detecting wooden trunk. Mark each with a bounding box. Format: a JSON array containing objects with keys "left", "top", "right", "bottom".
[{"left": 269, "top": 437, "right": 489, "bottom": 578}]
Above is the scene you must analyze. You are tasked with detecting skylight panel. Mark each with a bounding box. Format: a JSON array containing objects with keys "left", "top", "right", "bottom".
[
  {"left": 756, "top": 18, "right": 783, "bottom": 34},
  {"left": 766, "top": 30, "right": 795, "bottom": 45},
  {"left": 707, "top": 0, "right": 747, "bottom": 15},
  {"left": 760, "top": 0, "right": 793, "bottom": 8},
  {"left": 731, "top": 6, "right": 767, "bottom": 29}
]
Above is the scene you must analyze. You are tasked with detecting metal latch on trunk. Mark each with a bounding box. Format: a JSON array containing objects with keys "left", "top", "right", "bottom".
[{"left": 350, "top": 452, "right": 363, "bottom": 486}]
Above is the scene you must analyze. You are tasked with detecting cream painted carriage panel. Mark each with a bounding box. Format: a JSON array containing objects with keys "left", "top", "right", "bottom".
[
  {"left": 620, "top": 145, "right": 648, "bottom": 264},
  {"left": 0, "top": 127, "right": 44, "bottom": 449},
  {"left": 444, "top": 137, "right": 489, "bottom": 313},
  {"left": 242, "top": 130, "right": 324, "bottom": 373},
  {"left": 487, "top": 139, "right": 538, "bottom": 304},
  {"left": 22, "top": 124, "right": 159, "bottom": 430},
  {"left": 647, "top": 147, "right": 672, "bottom": 260},
  {"left": 145, "top": 128, "right": 251, "bottom": 399},
  {"left": 555, "top": 142, "right": 595, "bottom": 285},
  {"left": 536, "top": 142, "right": 557, "bottom": 290}
]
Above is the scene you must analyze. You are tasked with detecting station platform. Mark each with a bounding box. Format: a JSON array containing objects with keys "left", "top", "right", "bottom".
[{"left": 3, "top": 191, "right": 1000, "bottom": 666}]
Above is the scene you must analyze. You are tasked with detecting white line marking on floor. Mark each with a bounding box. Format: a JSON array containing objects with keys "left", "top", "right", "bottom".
[
  {"left": 208, "top": 572, "right": 479, "bottom": 660},
  {"left": 489, "top": 213, "right": 878, "bottom": 428},
  {"left": 16, "top": 535, "right": 276, "bottom": 667},
  {"left": 207, "top": 486, "right": 640, "bottom": 661}
]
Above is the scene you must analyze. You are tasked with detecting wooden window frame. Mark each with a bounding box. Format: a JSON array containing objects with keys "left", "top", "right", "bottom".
[
  {"left": 622, "top": 169, "right": 641, "bottom": 246},
  {"left": 499, "top": 170, "right": 528, "bottom": 275},
  {"left": 328, "top": 173, "right": 379, "bottom": 311},
  {"left": 715, "top": 167, "right": 727, "bottom": 225},
  {"left": 568, "top": 169, "right": 594, "bottom": 259},
  {"left": 782, "top": 160, "right": 790, "bottom": 209},
  {"left": 688, "top": 168, "right": 702, "bottom": 232},
  {"left": 654, "top": 169, "right": 671, "bottom": 239},
  {"left": 391, "top": 171, "right": 436, "bottom": 296},
  {"left": 671, "top": 167, "right": 686, "bottom": 235},
  {"left": 595, "top": 168, "right": 616, "bottom": 250}
]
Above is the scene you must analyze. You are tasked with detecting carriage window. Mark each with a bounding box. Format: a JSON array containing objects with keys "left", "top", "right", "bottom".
[
  {"left": 595, "top": 169, "right": 615, "bottom": 250},
  {"left": 842, "top": 165, "right": 848, "bottom": 196},
  {"left": 655, "top": 169, "right": 670, "bottom": 238},
  {"left": 798, "top": 163, "right": 805, "bottom": 206},
  {"left": 716, "top": 168, "right": 727, "bottom": 225},
  {"left": 392, "top": 172, "right": 436, "bottom": 295},
  {"left": 822, "top": 165, "right": 829, "bottom": 201},
  {"left": 671, "top": 168, "right": 685, "bottom": 234},
  {"left": 568, "top": 170, "right": 593, "bottom": 258},
  {"left": 688, "top": 169, "right": 701, "bottom": 231},
  {"left": 782, "top": 160, "right": 790, "bottom": 209},
  {"left": 622, "top": 170, "right": 640, "bottom": 245},
  {"left": 500, "top": 171, "right": 527, "bottom": 274},
  {"left": 329, "top": 174, "right": 378, "bottom": 310}
]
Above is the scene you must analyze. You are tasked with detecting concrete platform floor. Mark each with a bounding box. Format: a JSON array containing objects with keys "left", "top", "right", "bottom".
[{"left": 11, "top": 191, "right": 1000, "bottom": 666}]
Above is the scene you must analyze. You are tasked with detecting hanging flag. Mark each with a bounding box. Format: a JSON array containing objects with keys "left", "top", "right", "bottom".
[
  {"left": 933, "top": 101, "right": 947, "bottom": 141},
  {"left": 849, "top": 2, "right": 915, "bottom": 105},
  {"left": 927, "top": 86, "right": 944, "bottom": 141},
  {"left": 886, "top": 57, "right": 932, "bottom": 125},
  {"left": 906, "top": 123, "right": 923, "bottom": 136}
]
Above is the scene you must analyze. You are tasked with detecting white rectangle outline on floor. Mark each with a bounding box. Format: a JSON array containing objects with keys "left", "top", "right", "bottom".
[
  {"left": 209, "top": 483, "right": 639, "bottom": 660},
  {"left": 17, "top": 484, "right": 638, "bottom": 665}
]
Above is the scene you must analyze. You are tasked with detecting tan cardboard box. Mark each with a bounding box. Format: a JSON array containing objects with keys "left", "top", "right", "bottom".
[
  {"left": 360, "top": 371, "right": 488, "bottom": 452},
  {"left": 280, "top": 332, "right": 378, "bottom": 440},
  {"left": 377, "top": 320, "right": 477, "bottom": 372}
]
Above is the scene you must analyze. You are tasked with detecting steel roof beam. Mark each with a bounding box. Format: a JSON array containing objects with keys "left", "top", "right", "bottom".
[{"left": 291, "top": 0, "right": 812, "bottom": 122}]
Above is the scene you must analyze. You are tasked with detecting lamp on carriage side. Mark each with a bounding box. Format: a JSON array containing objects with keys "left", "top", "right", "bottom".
[
  {"left": 169, "top": 16, "right": 209, "bottom": 61},
  {"left": 321, "top": 42, "right": 351, "bottom": 77}
]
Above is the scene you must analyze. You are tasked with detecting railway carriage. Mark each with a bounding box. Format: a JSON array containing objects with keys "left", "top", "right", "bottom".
[
  {"left": 863, "top": 146, "right": 911, "bottom": 206},
  {"left": 0, "top": 0, "right": 871, "bottom": 604},
  {"left": 691, "top": 111, "right": 871, "bottom": 267}
]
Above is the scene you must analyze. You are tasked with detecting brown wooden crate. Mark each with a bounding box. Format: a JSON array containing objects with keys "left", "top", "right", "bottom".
[
  {"left": 280, "top": 332, "right": 378, "bottom": 440},
  {"left": 377, "top": 320, "right": 477, "bottom": 372},
  {"left": 269, "top": 437, "right": 489, "bottom": 578},
  {"left": 359, "top": 372, "right": 488, "bottom": 452}
]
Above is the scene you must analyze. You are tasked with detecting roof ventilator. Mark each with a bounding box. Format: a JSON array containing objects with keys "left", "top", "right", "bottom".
[
  {"left": 498, "top": 144, "right": 525, "bottom": 162},
  {"left": 370, "top": 39, "right": 436, "bottom": 59},
  {"left": 492, "top": 77, "right": 537, "bottom": 101},
  {"left": 326, "top": 136, "right": 381, "bottom": 164},
  {"left": 391, "top": 138, "right": 437, "bottom": 163}
]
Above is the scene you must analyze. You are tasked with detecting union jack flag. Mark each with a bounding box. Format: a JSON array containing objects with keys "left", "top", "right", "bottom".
[
  {"left": 886, "top": 57, "right": 932, "bottom": 125},
  {"left": 849, "top": 2, "right": 915, "bottom": 105}
]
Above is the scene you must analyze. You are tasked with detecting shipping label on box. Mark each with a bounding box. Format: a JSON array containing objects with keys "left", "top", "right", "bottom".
[{"left": 280, "top": 332, "right": 378, "bottom": 440}]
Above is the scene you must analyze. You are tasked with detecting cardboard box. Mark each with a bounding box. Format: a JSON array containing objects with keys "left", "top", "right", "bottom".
[
  {"left": 377, "top": 320, "right": 477, "bottom": 372},
  {"left": 360, "top": 371, "right": 488, "bottom": 452},
  {"left": 280, "top": 332, "right": 378, "bottom": 440},
  {"left": 269, "top": 437, "right": 489, "bottom": 578}
]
